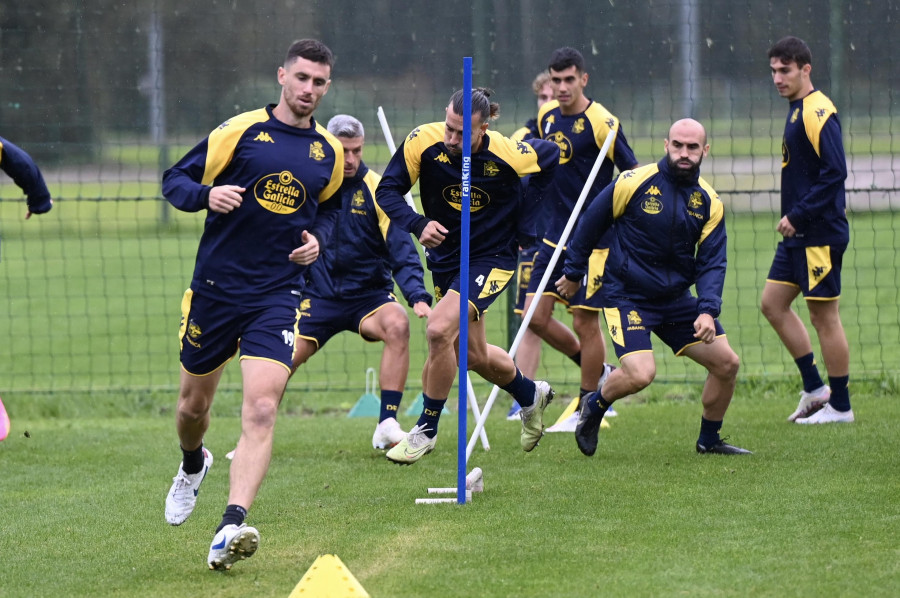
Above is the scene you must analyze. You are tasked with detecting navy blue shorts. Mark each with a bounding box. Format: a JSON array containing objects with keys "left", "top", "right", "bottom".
[
  {"left": 527, "top": 241, "right": 608, "bottom": 311},
  {"left": 297, "top": 291, "right": 399, "bottom": 348},
  {"left": 179, "top": 289, "right": 299, "bottom": 375},
  {"left": 766, "top": 242, "right": 845, "bottom": 299},
  {"left": 432, "top": 260, "right": 514, "bottom": 319},
  {"left": 602, "top": 293, "right": 726, "bottom": 360}
]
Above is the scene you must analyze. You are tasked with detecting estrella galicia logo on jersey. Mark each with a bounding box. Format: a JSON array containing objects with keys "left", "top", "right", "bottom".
[
  {"left": 572, "top": 118, "right": 585, "bottom": 134},
  {"left": 548, "top": 130, "right": 573, "bottom": 163},
  {"left": 255, "top": 170, "right": 307, "bottom": 214},
  {"left": 484, "top": 161, "right": 500, "bottom": 177},
  {"left": 435, "top": 152, "right": 452, "bottom": 164},
  {"left": 254, "top": 131, "right": 274, "bottom": 143},
  {"left": 443, "top": 184, "right": 489, "bottom": 212},
  {"left": 790, "top": 108, "right": 800, "bottom": 123},
  {"left": 309, "top": 141, "right": 326, "bottom": 161},
  {"left": 782, "top": 138, "right": 790, "bottom": 168},
  {"left": 641, "top": 192, "right": 663, "bottom": 215},
  {"left": 688, "top": 191, "right": 704, "bottom": 209}
]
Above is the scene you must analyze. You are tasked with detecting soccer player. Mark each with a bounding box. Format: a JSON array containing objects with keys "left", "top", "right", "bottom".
[
  {"left": 0, "top": 136, "right": 53, "bottom": 219},
  {"left": 161, "top": 39, "right": 343, "bottom": 571},
  {"left": 525, "top": 47, "right": 638, "bottom": 422},
  {"left": 760, "top": 36, "right": 853, "bottom": 424},
  {"left": 293, "top": 114, "right": 433, "bottom": 450},
  {"left": 558, "top": 118, "right": 751, "bottom": 457},
  {"left": 507, "top": 71, "right": 555, "bottom": 421},
  {"left": 375, "top": 87, "right": 560, "bottom": 464}
]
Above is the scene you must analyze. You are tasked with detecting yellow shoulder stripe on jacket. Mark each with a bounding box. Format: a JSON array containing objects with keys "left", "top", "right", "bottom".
[
  {"left": 317, "top": 123, "right": 344, "bottom": 203},
  {"left": 585, "top": 101, "right": 619, "bottom": 161},
  {"left": 403, "top": 122, "right": 444, "bottom": 186},
  {"left": 802, "top": 91, "right": 837, "bottom": 158},
  {"left": 698, "top": 176, "right": 724, "bottom": 245},
  {"left": 203, "top": 108, "right": 270, "bottom": 185},
  {"left": 365, "top": 170, "right": 392, "bottom": 240},
  {"left": 484, "top": 130, "right": 540, "bottom": 176},
  {"left": 612, "top": 164, "right": 658, "bottom": 218}
]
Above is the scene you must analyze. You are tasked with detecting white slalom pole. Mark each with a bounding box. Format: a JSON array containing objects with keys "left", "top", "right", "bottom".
[
  {"left": 378, "top": 104, "right": 490, "bottom": 452},
  {"left": 466, "top": 376, "right": 490, "bottom": 450},
  {"left": 465, "top": 128, "right": 617, "bottom": 462},
  {"left": 377, "top": 106, "right": 417, "bottom": 211}
]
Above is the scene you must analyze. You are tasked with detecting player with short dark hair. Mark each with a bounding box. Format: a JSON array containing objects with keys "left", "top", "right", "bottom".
[
  {"left": 525, "top": 46, "right": 638, "bottom": 422},
  {"left": 558, "top": 118, "right": 751, "bottom": 457},
  {"left": 292, "top": 114, "right": 433, "bottom": 450},
  {"left": 507, "top": 71, "right": 558, "bottom": 421},
  {"left": 0, "top": 136, "right": 53, "bottom": 219},
  {"left": 162, "top": 38, "right": 343, "bottom": 570},
  {"left": 761, "top": 36, "right": 853, "bottom": 424},
  {"left": 375, "top": 87, "right": 560, "bottom": 464}
]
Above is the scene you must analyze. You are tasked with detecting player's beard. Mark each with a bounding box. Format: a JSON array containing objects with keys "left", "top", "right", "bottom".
[{"left": 667, "top": 154, "right": 702, "bottom": 185}]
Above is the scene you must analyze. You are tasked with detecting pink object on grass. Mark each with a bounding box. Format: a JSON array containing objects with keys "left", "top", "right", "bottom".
[{"left": 0, "top": 396, "right": 10, "bottom": 441}]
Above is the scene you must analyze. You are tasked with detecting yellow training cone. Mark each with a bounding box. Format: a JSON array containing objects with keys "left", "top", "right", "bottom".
[{"left": 289, "top": 554, "right": 370, "bottom": 598}]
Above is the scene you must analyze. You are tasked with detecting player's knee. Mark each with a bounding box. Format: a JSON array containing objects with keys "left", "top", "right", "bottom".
[
  {"left": 243, "top": 396, "right": 279, "bottom": 430},
  {"left": 709, "top": 351, "right": 741, "bottom": 380},
  {"left": 425, "top": 319, "right": 455, "bottom": 347}
]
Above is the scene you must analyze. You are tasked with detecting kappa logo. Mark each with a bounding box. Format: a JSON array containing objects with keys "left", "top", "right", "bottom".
[
  {"left": 812, "top": 265, "right": 826, "bottom": 279},
  {"left": 484, "top": 161, "right": 500, "bottom": 176},
  {"left": 309, "top": 141, "right": 325, "bottom": 161},
  {"left": 515, "top": 140, "right": 533, "bottom": 155},
  {"left": 435, "top": 152, "right": 452, "bottom": 164},
  {"left": 647, "top": 186, "right": 662, "bottom": 196},
  {"left": 408, "top": 127, "right": 421, "bottom": 140},
  {"left": 254, "top": 131, "right": 274, "bottom": 143},
  {"left": 606, "top": 117, "right": 616, "bottom": 129},
  {"left": 790, "top": 108, "right": 800, "bottom": 123},
  {"left": 815, "top": 108, "right": 828, "bottom": 120},
  {"left": 572, "top": 118, "right": 585, "bottom": 134}
]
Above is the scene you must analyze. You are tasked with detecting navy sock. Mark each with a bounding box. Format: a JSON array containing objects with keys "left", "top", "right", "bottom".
[
  {"left": 379, "top": 390, "right": 403, "bottom": 423},
  {"left": 181, "top": 444, "right": 205, "bottom": 475},
  {"left": 795, "top": 353, "right": 825, "bottom": 392},
  {"left": 828, "top": 375, "right": 851, "bottom": 411},
  {"left": 415, "top": 394, "right": 445, "bottom": 438},
  {"left": 500, "top": 369, "right": 537, "bottom": 408},
  {"left": 568, "top": 351, "right": 582, "bottom": 366},
  {"left": 216, "top": 504, "right": 247, "bottom": 533},
  {"left": 698, "top": 416, "right": 722, "bottom": 447},
  {"left": 584, "top": 389, "right": 611, "bottom": 416},
  {"left": 579, "top": 388, "right": 591, "bottom": 400}
]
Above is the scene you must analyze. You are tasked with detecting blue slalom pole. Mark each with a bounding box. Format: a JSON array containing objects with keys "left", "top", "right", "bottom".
[{"left": 458, "top": 56, "right": 472, "bottom": 504}]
